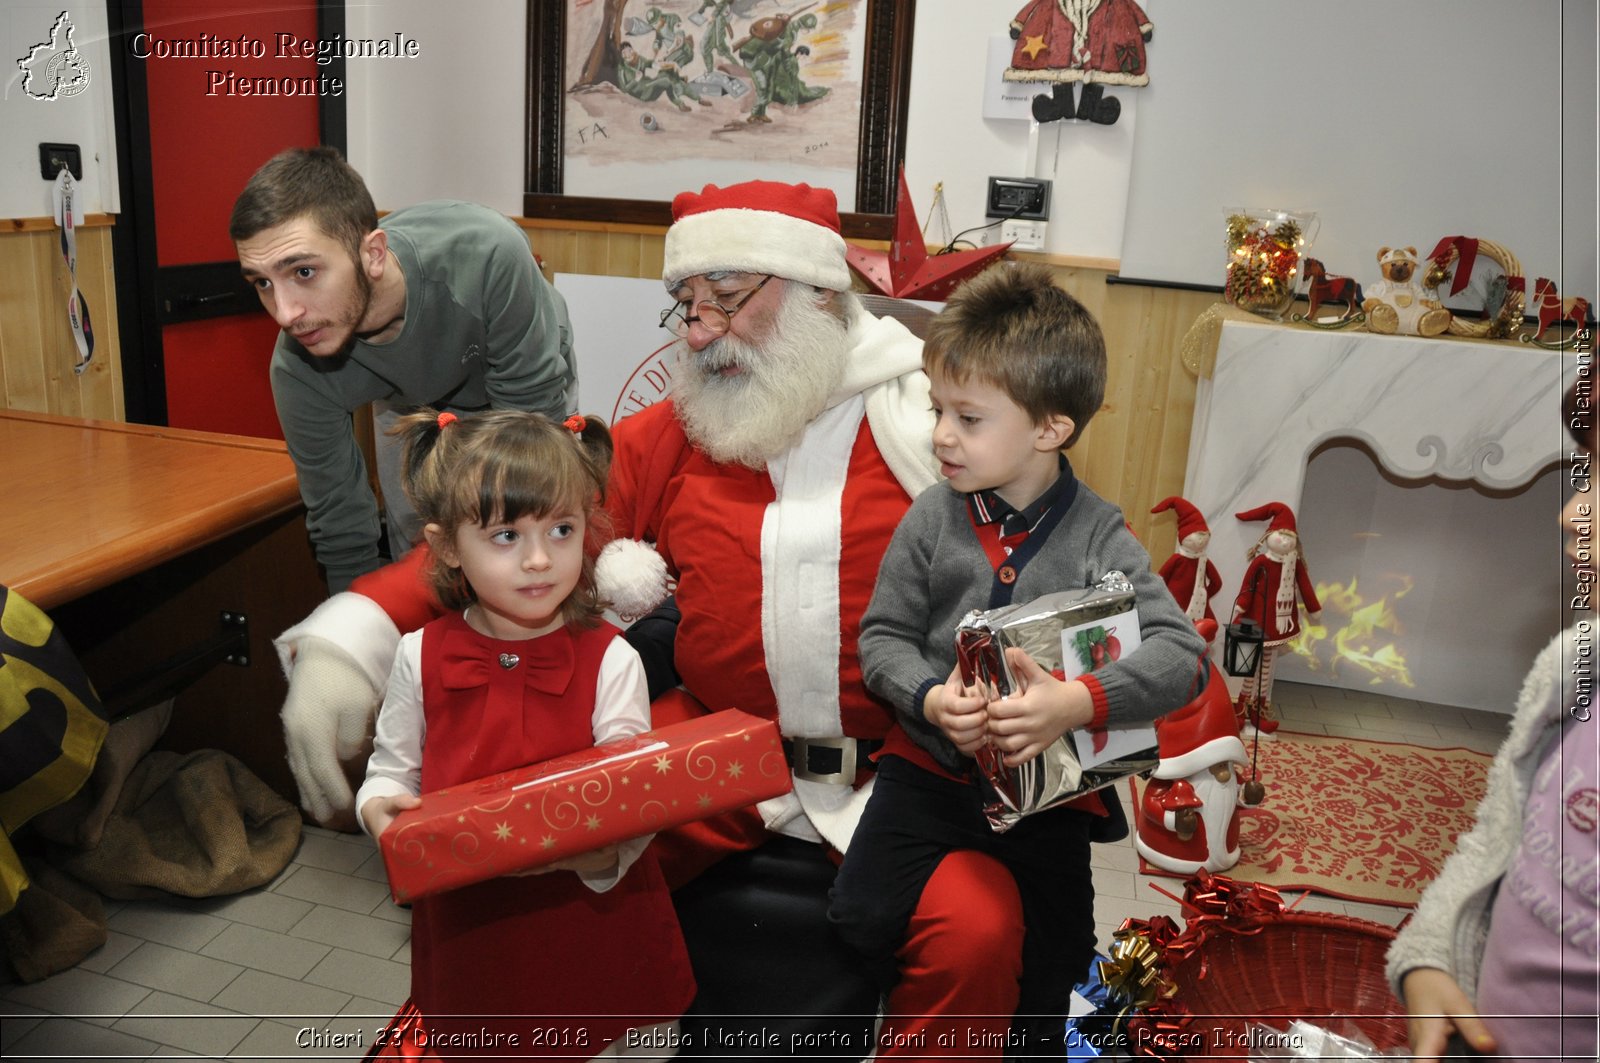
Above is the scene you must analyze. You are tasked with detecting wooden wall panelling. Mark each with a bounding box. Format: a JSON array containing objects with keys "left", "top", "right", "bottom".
[
  {"left": 0, "top": 219, "right": 123, "bottom": 422},
  {"left": 0, "top": 230, "right": 51, "bottom": 413},
  {"left": 62, "top": 224, "right": 125, "bottom": 422}
]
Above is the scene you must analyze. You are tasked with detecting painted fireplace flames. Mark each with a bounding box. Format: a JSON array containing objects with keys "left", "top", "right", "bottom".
[{"left": 1184, "top": 318, "right": 1568, "bottom": 713}]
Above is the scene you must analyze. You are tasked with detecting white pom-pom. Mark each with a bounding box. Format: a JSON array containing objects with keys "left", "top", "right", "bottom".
[{"left": 596, "top": 538, "right": 670, "bottom": 619}]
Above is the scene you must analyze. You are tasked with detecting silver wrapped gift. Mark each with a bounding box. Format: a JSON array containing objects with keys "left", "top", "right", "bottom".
[{"left": 955, "top": 572, "right": 1159, "bottom": 831}]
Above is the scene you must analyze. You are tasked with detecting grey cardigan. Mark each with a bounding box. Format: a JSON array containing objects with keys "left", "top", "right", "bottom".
[
  {"left": 858, "top": 476, "right": 1207, "bottom": 774},
  {"left": 1385, "top": 626, "right": 1581, "bottom": 1000}
]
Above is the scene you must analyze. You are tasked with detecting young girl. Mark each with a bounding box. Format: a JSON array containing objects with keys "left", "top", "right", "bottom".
[
  {"left": 1388, "top": 377, "right": 1599, "bottom": 1061},
  {"left": 357, "top": 408, "right": 694, "bottom": 1060}
]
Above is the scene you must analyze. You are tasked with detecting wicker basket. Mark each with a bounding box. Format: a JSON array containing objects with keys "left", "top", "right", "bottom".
[{"left": 1163, "top": 909, "right": 1406, "bottom": 1057}]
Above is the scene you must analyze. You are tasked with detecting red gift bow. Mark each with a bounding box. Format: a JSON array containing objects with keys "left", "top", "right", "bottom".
[{"left": 1426, "top": 236, "right": 1481, "bottom": 296}]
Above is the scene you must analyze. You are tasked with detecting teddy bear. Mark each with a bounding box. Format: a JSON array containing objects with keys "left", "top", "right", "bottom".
[{"left": 1362, "top": 245, "right": 1452, "bottom": 336}]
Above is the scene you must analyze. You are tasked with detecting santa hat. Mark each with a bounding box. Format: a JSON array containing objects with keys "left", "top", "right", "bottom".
[
  {"left": 1234, "top": 501, "right": 1298, "bottom": 535},
  {"left": 1150, "top": 496, "right": 1209, "bottom": 539},
  {"left": 1151, "top": 681, "right": 1247, "bottom": 780},
  {"left": 663, "top": 180, "right": 852, "bottom": 293}
]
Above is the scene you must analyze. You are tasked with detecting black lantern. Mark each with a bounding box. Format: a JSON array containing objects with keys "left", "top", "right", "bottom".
[{"left": 1223, "top": 618, "right": 1264, "bottom": 678}]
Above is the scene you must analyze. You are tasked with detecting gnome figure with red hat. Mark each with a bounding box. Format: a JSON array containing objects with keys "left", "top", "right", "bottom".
[
  {"left": 1230, "top": 502, "right": 1321, "bottom": 736},
  {"left": 1150, "top": 496, "right": 1221, "bottom": 630},
  {"left": 1134, "top": 678, "right": 1249, "bottom": 874}
]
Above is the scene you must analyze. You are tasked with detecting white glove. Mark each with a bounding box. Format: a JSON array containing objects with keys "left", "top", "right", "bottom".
[{"left": 282, "top": 636, "right": 380, "bottom": 830}]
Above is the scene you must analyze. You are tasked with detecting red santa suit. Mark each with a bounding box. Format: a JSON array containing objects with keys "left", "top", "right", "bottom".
[
  {"left": 605, "top": 307, "right": 938, "bottom": 855},
  {"left": 1006, "top": 0, "right": 1153, "bottom": 85},
  {"left": 1135, "top": 678, "right": 1247, "bottom": 874}
]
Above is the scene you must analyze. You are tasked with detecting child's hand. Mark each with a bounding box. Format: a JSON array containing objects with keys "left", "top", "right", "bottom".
[
  {"left": 1400, "top": 968, "right": 1498, "bottom": 1061},
  {"left": 985, "top": 648, "right": 1093, "bottom": 766},
  {"left": 359, "top": 792, "right": 422, "bottom": 839},
  {"left": 923, "top": 666, "right": 989, "bottom": 754}
]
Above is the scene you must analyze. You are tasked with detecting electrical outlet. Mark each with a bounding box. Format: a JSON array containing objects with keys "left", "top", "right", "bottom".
[
  {"left": 39, "top": 143, "right": 82, "bottom": 180},
  {"left": 1001, "top": 219, "right": 1046, "bottom": 251},
  {"left": 986, "top": 176, "right": 1051, "bottom": 220}
]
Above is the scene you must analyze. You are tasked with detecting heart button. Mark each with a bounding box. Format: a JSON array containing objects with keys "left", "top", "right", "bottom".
[{"left": 498, "top": 653, "right": 520, "bottom": 670}]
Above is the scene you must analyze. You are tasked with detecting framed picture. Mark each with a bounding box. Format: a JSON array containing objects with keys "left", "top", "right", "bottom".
[{"left": 525, "top": 0, "right": 915, "bottom": 239}]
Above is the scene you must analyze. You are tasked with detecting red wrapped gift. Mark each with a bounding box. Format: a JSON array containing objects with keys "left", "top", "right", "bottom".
[{"left": 380, "top": 709, "right": 789, "bottom": 903}]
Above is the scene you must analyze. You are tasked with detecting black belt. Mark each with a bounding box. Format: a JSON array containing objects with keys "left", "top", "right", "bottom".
[{"left": 782, "top": 736, "right": 884, "bottom": 784}]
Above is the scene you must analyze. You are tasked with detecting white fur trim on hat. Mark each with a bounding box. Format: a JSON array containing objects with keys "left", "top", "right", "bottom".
[{"left": 664, "top": 207, "right": 851, "bottom": 292}]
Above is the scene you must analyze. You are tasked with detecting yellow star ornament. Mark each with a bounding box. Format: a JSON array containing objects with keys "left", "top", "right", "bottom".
[{"left": 1021, "top": 34, "right": 1048, "bottom": 60}]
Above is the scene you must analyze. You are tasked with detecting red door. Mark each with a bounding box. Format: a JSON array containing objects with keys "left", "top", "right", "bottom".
[{"left": 134, "top": 0, "right": 326, "bottom": 438}]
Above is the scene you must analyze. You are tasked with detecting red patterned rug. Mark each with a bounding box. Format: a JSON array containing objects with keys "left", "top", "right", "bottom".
[{"left": 1131, "top": 730, "right": 1492, "bottom": 907}]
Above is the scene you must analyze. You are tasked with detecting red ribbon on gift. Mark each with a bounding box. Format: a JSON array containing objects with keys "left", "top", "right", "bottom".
[
  {"left": 365, "top": 1000, "right": 443, "bottom": 1062},
  {"left": 1426, "top": 236, "right": 1481, "bottom": 295}
]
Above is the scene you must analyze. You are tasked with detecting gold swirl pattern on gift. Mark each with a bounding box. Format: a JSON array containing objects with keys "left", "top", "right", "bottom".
[
  {"left": 683, "top": 739, "right": 720, "bottom": 782},
  {"left": 390, "top": 790, "right": 516, "bottom": 869},
  {"left": 540, "top": 764, "right": 617, "bottom": 831}
]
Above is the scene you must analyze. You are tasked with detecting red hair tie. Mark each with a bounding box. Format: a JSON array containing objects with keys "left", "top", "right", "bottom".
[
  {"left": 436, "top": 411, "right": 458, "bottom": 429},
  {"left": 563, "top": 414, "right": 586, "bottom": 434}
]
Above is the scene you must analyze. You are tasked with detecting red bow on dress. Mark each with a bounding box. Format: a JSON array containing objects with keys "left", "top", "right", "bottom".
[{"left": 437, "top": 625, "right": 575, "bottom": 697}]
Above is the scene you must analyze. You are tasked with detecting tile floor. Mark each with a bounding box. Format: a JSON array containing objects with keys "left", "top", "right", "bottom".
[{"left": 1, "top": 680, "right": 1512, "bottom": 1062}]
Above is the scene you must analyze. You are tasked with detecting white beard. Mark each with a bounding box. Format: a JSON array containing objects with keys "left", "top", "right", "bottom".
[
  {"left": 1191, "top": 770, "right": 1241, "bottom": 863},
  {"left": 670, "top": 286, "right": 851, "bottom": 469},
  {"left": 1060, "top": 0, "right": 1103, "bottom": 62}
]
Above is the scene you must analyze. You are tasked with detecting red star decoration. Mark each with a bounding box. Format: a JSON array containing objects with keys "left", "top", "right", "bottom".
[{"left": 846, "top": 167, "right": 1013, "bottom": 301}]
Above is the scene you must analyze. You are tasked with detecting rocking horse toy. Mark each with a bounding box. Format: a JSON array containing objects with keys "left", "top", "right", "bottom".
[
  {"left": 1291, "top": 258, "right": 1364, "bottom": 328},
  {"left": 1522, "top": 277, "right": 1593, "bottom": 349}
]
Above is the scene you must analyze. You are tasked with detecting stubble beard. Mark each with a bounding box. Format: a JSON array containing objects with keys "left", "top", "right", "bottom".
[
  {"left": 300, "top": 257, "right": 375, "bottom": 356},
  {"left": 670, "top": 286, "right": 851, "bottom": 469}
]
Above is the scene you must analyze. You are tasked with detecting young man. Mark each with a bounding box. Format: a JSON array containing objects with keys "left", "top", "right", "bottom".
[
  {"left": 831, "top": 263, "right": 1207, "bottom": 1049},
  {"left": 230, "top": 147, "right": 575, "bottom": 593}
]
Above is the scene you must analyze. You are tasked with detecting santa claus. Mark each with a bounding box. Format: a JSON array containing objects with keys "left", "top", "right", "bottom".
[
  {"left": 1150, "top": 495, "right": 1221, "bottom": 628},
  {"left": 271, "top": 180, "right": 1034, "bottom": 1058},
  {"left": 1005, "top": 0, "right": 1154, "bottom": 85},
  {"left": 1134, "top": 677, "right": 1248, "bottom": 874},
  {"left": 1230, "top": 502, "right": 1321, "bottom": 735}
]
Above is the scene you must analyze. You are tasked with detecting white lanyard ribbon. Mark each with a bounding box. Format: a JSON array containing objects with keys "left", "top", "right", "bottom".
[{"left": 51, "top": 168, "right": 94, "bottom": 375}]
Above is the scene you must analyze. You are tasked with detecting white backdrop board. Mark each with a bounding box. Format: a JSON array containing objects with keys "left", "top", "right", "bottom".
[
  {"left": 1118, "top": 0, "right": 1597, "bottom": 300},
  {"left": 556, "top": 274, "right": 681, "bottom": 429}
]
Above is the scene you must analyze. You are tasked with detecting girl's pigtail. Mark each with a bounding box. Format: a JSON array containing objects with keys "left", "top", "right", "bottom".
[
  {"left": 567, "top": 414, "right": 614, "bottom": 480},
  {"left": 389, "top": 406, "right": 455, "bottom": 518}
]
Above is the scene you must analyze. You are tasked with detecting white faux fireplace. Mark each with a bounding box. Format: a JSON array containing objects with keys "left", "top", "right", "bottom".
[{"left": 1182, "top": 318, "right": 1567, "bottom": 712}]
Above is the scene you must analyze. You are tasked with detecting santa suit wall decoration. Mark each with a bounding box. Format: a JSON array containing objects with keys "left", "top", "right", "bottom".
[
  {"left": 1134, "top": 677, "right": 1248, "bottom": 874},
  {"left": 1005, "top": 0, "right": 1153, "bottom": 125},
  {"left": 1150, "top": 496, "right": 1221, "bottom": 631},
  {"left": 1230, "top": 502, "right": 1321, "bottom": 735}
]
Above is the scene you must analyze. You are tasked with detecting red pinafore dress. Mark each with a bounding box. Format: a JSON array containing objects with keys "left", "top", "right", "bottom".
[{"left": 407, "top": 612, "right": 694, "bottom": 1057}]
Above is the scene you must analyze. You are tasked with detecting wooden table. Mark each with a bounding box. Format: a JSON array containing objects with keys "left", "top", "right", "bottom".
[{"left": 1, "top": 411, "right": 326, "bottom": 801}]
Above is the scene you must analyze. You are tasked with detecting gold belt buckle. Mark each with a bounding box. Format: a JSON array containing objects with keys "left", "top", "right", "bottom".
[{"left": 790, "top": 736, "right": 857, "bottom": 785}]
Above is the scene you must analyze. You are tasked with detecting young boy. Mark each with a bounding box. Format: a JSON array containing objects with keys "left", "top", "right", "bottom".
[{"left": 828, "top": 263, "right": 1207, "bottom": 1051}]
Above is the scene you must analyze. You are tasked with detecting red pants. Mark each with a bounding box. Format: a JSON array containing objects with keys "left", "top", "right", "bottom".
[{"left": 649, "top": 692, "right": 1025, "bottom": 1062}]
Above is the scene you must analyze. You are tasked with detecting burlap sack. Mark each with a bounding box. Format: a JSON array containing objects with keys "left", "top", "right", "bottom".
[
  {"left": 55, "top": 749, "right": 301, "bottom": 900},
  {"left": 0, "top": 860, "right": 107, "bottom": 983},
  {"left": 32, "top": 699, "right": 174, "bottom": 852}
]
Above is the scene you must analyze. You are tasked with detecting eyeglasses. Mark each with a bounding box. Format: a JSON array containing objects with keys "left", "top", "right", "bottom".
[{"left": 658, "top": 275, "right": 774, "bottom": 337}]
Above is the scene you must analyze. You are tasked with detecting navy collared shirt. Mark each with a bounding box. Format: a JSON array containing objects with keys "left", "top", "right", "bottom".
[{"left": 965, "top": 454, "right": 1077, "bottom": 543}]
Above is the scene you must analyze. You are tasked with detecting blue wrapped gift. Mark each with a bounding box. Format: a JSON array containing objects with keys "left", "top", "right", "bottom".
[{"left": 1063, "top": 953, "right": 1132, "bottom": 1061}]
